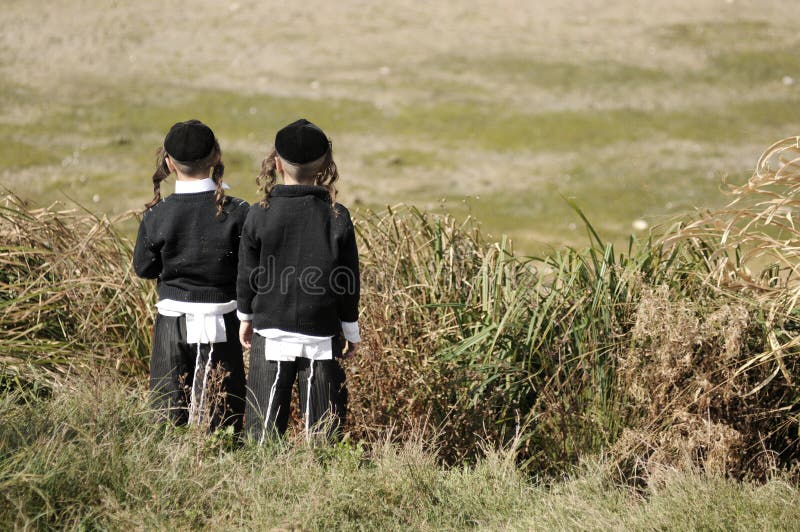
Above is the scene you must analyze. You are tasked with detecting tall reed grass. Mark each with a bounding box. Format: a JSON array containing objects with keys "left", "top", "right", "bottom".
[
  {"left": 1, "top": 138, "right": 799, "bottom": 482},
  {"left": 350, "top": 202, "right": 798, "bottom": 478},
  {"left": 0, "top": 195, "right": 154, "bottom": 385},
  {"left": 349, "top": 139, "right": 800, "bottom": 477}
]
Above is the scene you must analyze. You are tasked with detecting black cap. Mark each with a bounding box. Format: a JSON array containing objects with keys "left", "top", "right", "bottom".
[
  {"left": 274, "top": 119, "right": 329, "bottom": 164},
  {"left": 164, "top": 120, "right": 216, "bottom": 162}
]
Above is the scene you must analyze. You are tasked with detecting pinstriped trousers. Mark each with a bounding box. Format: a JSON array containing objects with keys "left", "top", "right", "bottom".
[
  {"left": 149, "top": 310, "right": 246, "bottom": 433},
  {"left": 244, "top": 334, "right": 347, "bottom": 442}
]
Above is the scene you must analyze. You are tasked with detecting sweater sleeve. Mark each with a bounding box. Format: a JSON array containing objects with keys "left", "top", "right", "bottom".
[
  {"left": 132, "top": 215, "right": 162, "bottom": 279},
  {"left": 237, "top": 209, "right": 259, "bottom": 317},
  {"left": 336, "top": 212, "right": 360, "bottom": 324}
]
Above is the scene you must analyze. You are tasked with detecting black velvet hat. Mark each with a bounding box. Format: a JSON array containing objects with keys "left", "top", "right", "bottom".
[
  {"left": 164, "top": 120, "right": 216, "bottom": 162},
  {"left": 274, "top": 119, "right": 329, "bottom": 164}
]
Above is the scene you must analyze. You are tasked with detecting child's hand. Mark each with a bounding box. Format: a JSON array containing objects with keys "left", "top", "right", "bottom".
[
  {"left": 342, "top": 341, "right": 359, "bottom": 359},
  {"left": 239, "top": 321, "right": 253, "bottom": 349}
]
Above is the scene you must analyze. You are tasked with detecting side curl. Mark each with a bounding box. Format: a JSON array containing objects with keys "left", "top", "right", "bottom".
[
  {"left": 256, "top": 149, "right": 279, "bottom": 209},
  {"left": 145, "top": 147, "right": 170, "bottom": 209},
  {"left": 209, "top": 141, "right": 227, "bottom": 218}
]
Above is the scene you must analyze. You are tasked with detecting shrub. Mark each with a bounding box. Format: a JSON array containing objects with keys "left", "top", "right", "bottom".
[
  {"left": 0, "top": 195, "right": 154, "bottom": 385},
  {"left": 2, "top": 138, "right": 799, "bottom": 481}
]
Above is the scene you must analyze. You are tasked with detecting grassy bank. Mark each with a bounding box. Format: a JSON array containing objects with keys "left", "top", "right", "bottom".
[{"left": 1, "top": 378, "right": 798, "bottom": 530}]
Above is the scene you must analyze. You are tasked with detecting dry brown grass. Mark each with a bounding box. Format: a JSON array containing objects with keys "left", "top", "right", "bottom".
[
  {"left": 666, "top": 136, "right": 800, "bottom": 294},
  {"left": 609, "top": 137, "right": 800, "bottom": 482},
  {"left": 0, "top": 195, "right": 154, "bottom": 384}
]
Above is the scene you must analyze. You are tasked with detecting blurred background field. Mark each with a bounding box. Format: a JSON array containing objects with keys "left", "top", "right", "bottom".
[{"left": 2, "top": 0, "right": 799, "bottom": 252}]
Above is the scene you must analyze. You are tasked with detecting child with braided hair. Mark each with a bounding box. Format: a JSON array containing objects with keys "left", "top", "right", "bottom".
[{"left": 134, "top": 119, "right": 248, "bottom": 433}]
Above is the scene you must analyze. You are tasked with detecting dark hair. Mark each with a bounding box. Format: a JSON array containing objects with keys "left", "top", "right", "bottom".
[
  {"left": 145, "top": 141, "right": 227, "bottom": 218},
  {"left": 145, "top": 146, "right": 170, "bottom": 210},
  {"left": 256, "top": 143, "right": 339, "bottom": 209}
]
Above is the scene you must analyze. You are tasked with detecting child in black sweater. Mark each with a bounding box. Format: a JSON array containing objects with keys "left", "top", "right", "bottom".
[
  {"left": 237, "top": 119, "right": 360, "bottom": 443},
  {"left": 133, "top": 120, "right": 248, "bottom": 433}
]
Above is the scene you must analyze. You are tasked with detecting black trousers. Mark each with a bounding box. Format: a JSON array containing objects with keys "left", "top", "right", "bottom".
[
  {"left": 245, "top": 334, "right": 347, "bottom": 442},
  {"left": 149, "top": 310, "right": 246, "bottom": 433}
]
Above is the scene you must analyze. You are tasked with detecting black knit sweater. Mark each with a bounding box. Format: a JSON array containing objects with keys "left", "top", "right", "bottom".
[
  {"left": 133, "top": 191, "right": 249, "bottom": 303},
  {"left": 237, "top": 185, "right": 360, "bottom": 336}
]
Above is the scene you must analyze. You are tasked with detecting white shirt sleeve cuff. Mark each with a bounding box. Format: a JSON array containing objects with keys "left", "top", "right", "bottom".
[
  {"left": 237, "top": 311, "right": 253, "bottom": 322},
  {"left": 341, "top": 321, "right": 361, "bottom": 343}
]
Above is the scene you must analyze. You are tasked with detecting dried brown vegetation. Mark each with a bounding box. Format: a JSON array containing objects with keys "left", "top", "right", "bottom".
[
  {"left": 2, "top": 139, "right": 799, "bottom": 482},
  {"left": 347, "top": 139, "right": 800, "bottom": 479},
  {"left": 0, "top": 196, "right": 154, "bottom": 383}
]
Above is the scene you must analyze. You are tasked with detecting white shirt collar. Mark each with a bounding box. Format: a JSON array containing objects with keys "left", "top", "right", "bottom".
[{"left": 174, "top": 177, "right": 230, "bottom": 194}]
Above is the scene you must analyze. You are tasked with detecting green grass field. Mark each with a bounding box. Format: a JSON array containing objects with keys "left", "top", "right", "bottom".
[
  {"left": 2, "top": 1, "right": 799, "bottom": 252},
  {"left": 2, "top": 377, "right": 799, "bottom": 530}
]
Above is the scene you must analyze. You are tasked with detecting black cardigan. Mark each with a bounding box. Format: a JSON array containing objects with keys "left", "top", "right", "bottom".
[
  {"left": 237, "top": 185, "right": 360, "bottom": 336},
  {"left": 133, "top": 191, "right": 249, "bottom": 303}
]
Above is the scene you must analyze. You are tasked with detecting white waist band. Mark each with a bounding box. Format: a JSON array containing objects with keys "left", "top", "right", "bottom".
[{"left": 156, "top": 299, "right": 237, "bottom": 344}]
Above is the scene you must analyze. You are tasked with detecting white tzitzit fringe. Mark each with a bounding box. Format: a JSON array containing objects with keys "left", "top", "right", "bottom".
[
  {"left": 197, "top": 345, "right": 214, "bottom": 424},
  {"left": 260, "top": 359, "right": 281, "bottom": 446},
  {"left": 188, "top": 343, "right": 214, "bottom": 425},
  {"left": 305, "top": 359, "right": 315, "bottom": 441},
  {"left": 188, "top": 342, "right": 202, "bottom": 424}
]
